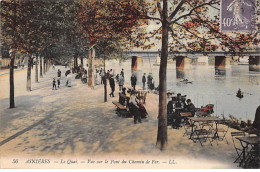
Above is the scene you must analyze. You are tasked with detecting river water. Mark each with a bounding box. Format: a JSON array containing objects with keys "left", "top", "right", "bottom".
[{"left": 105, "top": 58, "right": 260, "bottom": 121}]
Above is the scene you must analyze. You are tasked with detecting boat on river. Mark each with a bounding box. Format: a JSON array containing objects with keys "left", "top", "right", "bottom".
[{"left": 180, "top": 79, "right": 193, "bottom": 84}]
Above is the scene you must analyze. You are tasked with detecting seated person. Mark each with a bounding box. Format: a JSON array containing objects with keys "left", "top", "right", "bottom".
[
  {"left": 167, "top": 100, "right": 174, "bottom": 114},
  {"left": 167, "top": 100, "right": 175, "bottom": 126},
  {"left": 184, "top": 99, "right": 196, "bottom": 117},
  {"left": 167, "top": 99, "right": 181, "bottom": 129},
  {"left": 122, "top": 87, "right": 126, "bottom": 95},
  {"left": 248, "top": 105, "right": 260, "bottom": 136}
]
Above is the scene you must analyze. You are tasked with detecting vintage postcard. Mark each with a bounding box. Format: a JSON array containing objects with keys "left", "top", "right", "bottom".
[{"left": 0, "top": 0, "right": 259, "bottom": 169}]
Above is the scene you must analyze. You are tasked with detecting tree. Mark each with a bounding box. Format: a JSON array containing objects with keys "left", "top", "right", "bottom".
[
  {"left": 1, "top": 0, "right": 19, "bottom": 108},
  {"left": 96, "top": 36, "right": 127, "bottom": 102},
  {"left": 122, "top": 0, "right": 260, "bottom": 150},
  {"left": 78, "top": 0, "right": 146, "bottom": 88}
]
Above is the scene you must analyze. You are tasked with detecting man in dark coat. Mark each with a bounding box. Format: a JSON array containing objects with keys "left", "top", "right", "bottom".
[
  {"left": 131, "top": 74, "right": 137, "bottom": 90},
  {"left": 142, "top": 73, "right": 146, "bottom": 90},
  {"left": 184, "top": 99, "right": 196, "bottom": 117},
  {"left": 57, "top": 69, "right": 61, "bottom": 77},
  {"left": 249, "top": 105, "right": 260, "bottom": 135},
  {"left": 109, "top": 77, "right": 115, "bottom": 97},
  {"left": 121, "top": 68, "right": 124, "bottom": 78},
  {"left": 252, "top": 105, "right": 260, "bottom": 130}
]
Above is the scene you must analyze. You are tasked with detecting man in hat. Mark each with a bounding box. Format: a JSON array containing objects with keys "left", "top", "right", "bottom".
[
  {"left": 142, "top": 73, "right": 146, "bottom": 90},
  {"left": 131, "top": 74, "right": 137, "bottom": 90},
  {"left": 121, "top": 68, "right": 124, "bottom": 78},
  {"left": 109, "top": 76, "right": 115, "bottom": 97}
]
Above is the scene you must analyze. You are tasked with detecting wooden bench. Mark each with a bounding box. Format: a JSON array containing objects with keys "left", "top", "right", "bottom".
[
  {"left": 180, "top": 112, "right": 193, "bottom": 117},
  {"left": 137, "top": 90, "right": 147, "bottom": 104},
  {"left": 112, "top": 101, "right": 127, "bottom": 110},
  {"left": 119, "top": 93, "right": 129, "bottom": 106},
  {"left": 112, "top": 101, "right": 132, "bottom": 118}
]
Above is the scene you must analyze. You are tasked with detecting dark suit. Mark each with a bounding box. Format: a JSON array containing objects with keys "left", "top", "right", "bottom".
[{"left": 131, "top": 76, "right": 137, "bottom": 90}]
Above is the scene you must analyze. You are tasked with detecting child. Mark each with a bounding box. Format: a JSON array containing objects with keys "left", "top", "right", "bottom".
[
  {"left": 52, "top": 78, "right": 57, "bottom": 90},
  {"left": 57, "top": 77, "right": 60, "bottom": 88}
]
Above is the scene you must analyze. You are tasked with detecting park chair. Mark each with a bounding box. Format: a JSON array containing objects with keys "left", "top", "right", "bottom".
[
  {"left": 191, "top": 122, "right": 214, "bottom": 146},
  {"left": 192, "top": 128, "right": 213, "bottom": 146},
  {"left": 211, "top": 120, "right": 230, "bottom": 145},
  {"left": 231, "top": 131, "right": 246, "bottom": 163},
  {"left": 242, "top": 143, "right": 260, "bottom": 168},
  {"left": 183, "top": 122, "right": 196, "bottom": 137}
]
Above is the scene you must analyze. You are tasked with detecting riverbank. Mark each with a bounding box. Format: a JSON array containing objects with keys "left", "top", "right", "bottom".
[{"left": 0, "top": 66, "right": 242, "bottom": 169}]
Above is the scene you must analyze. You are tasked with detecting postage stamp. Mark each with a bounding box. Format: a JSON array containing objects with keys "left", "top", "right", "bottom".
[{"left": 221, "top": 0, "right": 257, "bottom": 32}]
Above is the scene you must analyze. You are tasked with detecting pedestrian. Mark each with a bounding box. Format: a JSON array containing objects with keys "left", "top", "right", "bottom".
[
  {"left": 130, "top": 91, "right": 141, "bottom": 124},
  {"left": 118, "top": 74, "right": 124, "bottom": 91},
  {"left": 110, "top": 69, "right": 114, "bottom": 77},
  {"left": 115, "top": 74, "right": 119, "bottom": 83},
  {"left": 147, "top": 73, "right": 154, "bottom": 90},
  {"left": 57, "top": 69, "right": 61, "bottom": 78},
  {"left": 95, "top": 69, "right": 100, "bottom": 85},
  {"left": 67, "top": 73, "right": 72, "bottom": 87},
  {"left": 57, "top": 77, "right": 60, "bottom": 88},
  {"left": 101, "top": 69, "right": 106, "bottom": 85},
  {"left": 131, "top": 73, "right": 137, "bottom": 90},
  {"left": 52, "top": 78, "right": 57, "bottom": 90},
  {"left": 121, "top": 68, "right": 124, "bottom": 78},
  {"left": 109, "top": 77, "right": 115, "bottom": 97},
  {"left": 99, "top": 68, "right": 103, "bottom": 84},
  {"left": 52, "top": 64, "right": 55, "bottom": 69},
  {"left": 107, "top": 70, "right": 111, "bottom": 79},
  {"left": 142, "top": 73, "right": 146, "bottom": 90}
]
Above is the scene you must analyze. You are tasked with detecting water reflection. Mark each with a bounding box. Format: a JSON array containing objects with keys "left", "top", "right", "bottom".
[
  {"left": 106, "top": 58, "right": 260, "bottom": 120},
  {"left": 176, "top": 69, "right": 185, "bottom": 79},
  {"left": 215, "top": 68, "right": 226, "bottom": 76}
]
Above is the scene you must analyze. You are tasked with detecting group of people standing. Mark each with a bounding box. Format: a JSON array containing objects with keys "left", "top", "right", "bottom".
[
  {"left": 52, "top": 69, "right": 61, "bottom": 90},
  {"left": 95, "top": 68, "right": 125, "bottom": 97},
  {"left": 52, "top": 68, "right": 72, "bottom": 90},
  {"left": 131, "top": 72, "right": 154, "bottom": 91}
]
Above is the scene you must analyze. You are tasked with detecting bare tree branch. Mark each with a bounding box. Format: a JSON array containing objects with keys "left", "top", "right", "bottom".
[
  {"left": 170, "top": 0, "right": 219, "bottom": 25},
  {"left": 157, "top": 1, "right": 163, "bottom": 19},
  {"left": 167, "top": 0, "right": 187, "bottom": 22}
]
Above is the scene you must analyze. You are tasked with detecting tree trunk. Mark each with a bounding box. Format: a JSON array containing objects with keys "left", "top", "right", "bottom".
[
  {"left": 74, "top": 56, "right": 76, "bottom": 69},
  {"left": 156, "top": 0, "right": 168, "bottom": 150},
  {"left": 88, "top": 47, "right": 95, "bottom": 88},
  {"left": 45, "top": 59, "right": 48, "bottom": 72},
  {"left": 74, "top": 55, "right": 78, "bottom": 69},
  {"left": 104, "top": 55, "right": 107, "bottom": 102},
  {"left": 9, "top": 51, "right": 15, "bottom": 108},
  {"left": 26, "top": 54, "right": 32, "bottom": 91},
  {"left": 80, "top": 56, "right": 84, "bottom": 79},
  {"left": 81, "top": 56, "right": 83, "bottom": 67},
  {"left": 40, "top": 56, "right": 43, "bottom": 78},
  {"left": 35, "top": 55, "right": 39, "bottom": 82},
  {"left": 46, "top": 59, "right": 50, "bottom": 72},
  {"left": 43, "top": 57, "right": 46, "bottom": 75}
]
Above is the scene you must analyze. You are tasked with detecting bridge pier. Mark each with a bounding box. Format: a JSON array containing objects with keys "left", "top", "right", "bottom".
[
  {"left": 249, "top": 56, "right": 260, "bottom": 72},
  {"left": 131, "top": 56, "right": 142, "bottom": 71},
  {"left": 215, "top": 56, "right": 226, "bottom": 68},
  {"left": 176, "top": 56, "right": 189, "bottom": 69}
]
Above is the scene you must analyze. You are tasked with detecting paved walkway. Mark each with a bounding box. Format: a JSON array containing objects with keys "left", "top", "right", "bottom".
[
  {"left": 0, "top": 67, "right": 27, "bottom": 76},
  {"left": 0, "top": 66, "right": 240, "bottom": 169}
]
